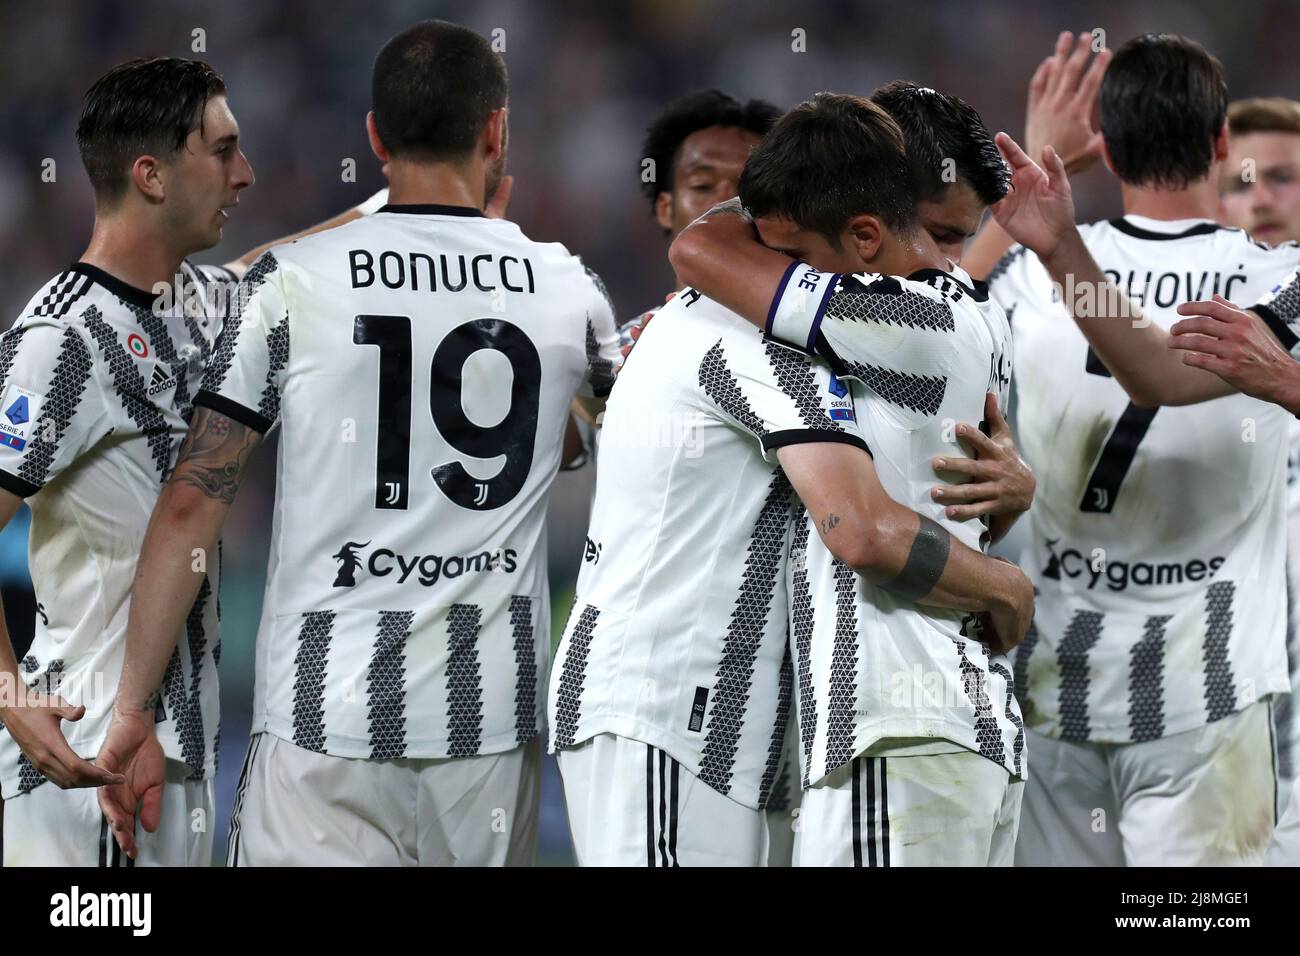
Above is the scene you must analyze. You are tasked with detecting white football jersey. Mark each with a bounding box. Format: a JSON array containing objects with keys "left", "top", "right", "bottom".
[
  {"left": 0, "top": 261, "right": 227, "bottom": 797},
  {"left": 990, "top": 215, "right": 1300, "bottom": 743},
  {"left": 197, "top": 203, "right": 620, "bottom": 760},
  {"left": 547, "top": 288, "right": 868, "bottom": 810},
  {"left": 769, "top": 264, "right": 1024, "bottom": 786}
]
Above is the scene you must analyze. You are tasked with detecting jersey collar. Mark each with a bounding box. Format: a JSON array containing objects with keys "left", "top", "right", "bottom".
[
  {"left": 69, "top": 261, "right": 158, "bottom": 310},
  {"left": 376, "top": 203, "right": 484, "bottom": 217},
  {"left": 1109, "top": 215, "right": 1223, "bottom": 241}
]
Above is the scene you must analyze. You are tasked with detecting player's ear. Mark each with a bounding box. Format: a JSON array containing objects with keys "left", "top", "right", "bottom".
[
  {"left": 846, "top": 214, "right": 883, "bottom": 263},
  {"left": 483, "top": 108, "right": 507, "bottom": 163},
  {"left": 655, "top": 191, "right": 674, "bottom": 234},
  {"left": 130, "top": 154, "right": 166, "bottom": 204},
  {"left": 365, "top": 111, "right": 390, "bottom": 164}
]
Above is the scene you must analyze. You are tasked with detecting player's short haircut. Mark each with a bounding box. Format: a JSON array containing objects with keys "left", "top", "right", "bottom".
[
  {"left": 76, "top": 57, "right": 226, "bottom": 207},
  {"left": 738, "top": 92, "right": 916, "bottom": 243},
  {"left": 640, "top": 89, "right": 781, "bottom": 209},
  {"left": 870, "top": 80, "right": 1009, "bottom": 206},
  {"left": 1100, "top": 33, "right": 1227, "bottom": 189},
  {"left": 372, "top": 20, "right": 508, "bottom": 162},
  {"left": 1228, "top": 97, "right": 1300, "bottom": 137}
]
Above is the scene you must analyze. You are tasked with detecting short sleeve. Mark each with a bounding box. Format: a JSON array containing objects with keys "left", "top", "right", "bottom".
[
  {"left": 194, "top": 251, "right": 289, "bottom": 433},
  {"left": 696, "top": 329, "right": 869, "bottom": 463},
  {"left": 1251, "top": 268, "right": 1300, "bottom": 357},
  {"left": 578, "top": 264, "right": 620, "bottom": 399},
  {"left": 0, "top": 321, "right": 111, "bottom": 498}
]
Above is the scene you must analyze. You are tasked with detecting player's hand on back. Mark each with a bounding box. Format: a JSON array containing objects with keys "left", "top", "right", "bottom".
[
  {"left": 1025, "top": 31, "right": 1110, "bottom": 175},
  {"left": 0, "top": 689, "right": 126, "bottom": 789},
  {"left": 991, "top": 132, "right": 1079, "bottom": 264},
  {"left": 931, "top": 393, "right": 1035, "bottom": 520},
  {"left": 1171, "top": 295, "right": 1300, "bottom": 409},
  {"left": 95, "top": 706, "right": 166, "bottom": 860}
]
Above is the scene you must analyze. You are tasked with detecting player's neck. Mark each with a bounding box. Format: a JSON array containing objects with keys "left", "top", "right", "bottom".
[
  {"left": 1120, "top": 176, "right": 1220, "bottom": 223},
  {"left": 871, "top": 228, "right": 945, "bottom": 278},
  {"left": 385, "top": 159, "right": 485, "bottom": 211},
  {"left": 79, "top": 213, "right": 187, "bottom": 297}
]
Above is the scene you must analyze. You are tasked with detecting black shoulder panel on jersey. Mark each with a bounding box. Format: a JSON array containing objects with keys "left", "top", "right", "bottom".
[
  {"left": 827, "top": 276, "right": 955, "bottom": 332},
  {"left": 193, "top": 388, "right": 273, "bottom": 434}
]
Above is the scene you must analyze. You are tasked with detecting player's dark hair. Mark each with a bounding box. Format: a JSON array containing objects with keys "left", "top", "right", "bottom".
[
  {"left": 640, "top": 89, "right": 780, "bottom": 208},
  {"left": 738, "top": 93, "right": 917, "bottom": 243},
  {"left": 76, "top": 57, "right": 226, "bottom": 206},
  {"left": 1100, "top": 33, "right": 1227, "bottom": 189},
  {"left": 871, "top": 80, "right": 1009, "bottom": 206},
  {"left": 372, "top": 20, "right": 508, "bottom": 162}
]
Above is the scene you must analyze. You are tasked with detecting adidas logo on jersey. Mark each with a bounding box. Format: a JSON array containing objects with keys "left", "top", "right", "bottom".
[
  {"left": 330, "top": 539, "right": 518, "bottom": 588},
  {"left": 147, "top": 364, "right": 177, "bottom": 396},
  {"left": 1042, "top": 538, "right": 1225, "bottom": 592}
]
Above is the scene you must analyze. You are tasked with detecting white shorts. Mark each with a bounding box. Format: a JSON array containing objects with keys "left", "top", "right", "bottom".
[
  {"left": 1016, "top": 700, "right": 1276, "bottom": 866},
  {"left": 227, "top": 732, "right": 539, "bottom": 866},
  {"left": 2, "top": 759, "right": 212, "bottom": 867},
  {"left": 557, "top": 733, "right": 768, "bottom": 866},
  {"left": 794, "top": 749, "right": 1022, "bottom": 867}
]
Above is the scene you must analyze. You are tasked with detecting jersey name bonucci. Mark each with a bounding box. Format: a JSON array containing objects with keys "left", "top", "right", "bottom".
[{"left": 197, "top": 204, "right": 620, "bottom": 760}]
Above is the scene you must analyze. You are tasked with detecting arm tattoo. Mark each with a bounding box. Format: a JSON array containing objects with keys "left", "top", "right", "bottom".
[
  {"left": 172, "top": 407, "right": 258, "bottom": 504},
  {"left": 881, "top": 515, "right": 950, "bottom": 602},
  {"left": 819, "top": 512, "right": 841, "bottom": 535}
]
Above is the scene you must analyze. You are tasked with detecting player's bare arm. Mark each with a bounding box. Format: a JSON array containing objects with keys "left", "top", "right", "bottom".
[
  {"left": 97, "top": 406, "right": 262, "bottom": 857},
  {"left": 0, "top": 489, "right": 125, "bottom": 790},
  {"left": 965, "top": 31, "right": 1110, "bottom": 279},
  {"left": 931, "top": 392, "right": 1035, "bottom": 542},
  {"left": 992, "top": 131, "right": 1237, "bottom": 407},
  {"left": 668, "top": 198, "right": 787, "bottom": 321},
  {"left": 777, "top": 441, "right": 1035, "bottom": 655}
]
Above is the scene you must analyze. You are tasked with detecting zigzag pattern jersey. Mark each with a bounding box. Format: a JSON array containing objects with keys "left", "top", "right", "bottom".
[
  {"left": 989, "top": 215, "right": 1300, "bottom": 743},
  {"left": 0, "top": 260, "right": 228, "bottom": 797},
  {"left": 768, "top": 263, "right": 1023, "bottom": 785},
  {"left": 195, "top": 205, "right": 620, "bottom": 760},
  {"left": 546, "top": 289, "right": 869, "bottom": 810}
]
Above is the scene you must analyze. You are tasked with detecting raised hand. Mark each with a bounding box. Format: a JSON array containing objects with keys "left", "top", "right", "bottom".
[
  {"left": 1026, "top": 31, "right": 1110, "bottom": 175},
  {"left": 991, "top": 132, "right": 1078, "bottom": 263}
]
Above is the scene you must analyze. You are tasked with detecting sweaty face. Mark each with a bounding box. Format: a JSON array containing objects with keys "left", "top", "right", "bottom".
[
  {"left": 1221, "top": 131, "right": 1300, "bottom": 245},
  {"left": 162, "top": 94, "right": 254, "bottom": 254},
  {"left": 917, "top": 182, "right": 985, "bottom": 264},
  {"left": 661, "top": 125, "right": 763, "bottom": 236}
]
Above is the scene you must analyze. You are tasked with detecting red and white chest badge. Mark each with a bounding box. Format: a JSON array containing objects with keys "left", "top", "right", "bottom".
[{"left": 127, "top": 333, "right": 149, "bottom": 359}]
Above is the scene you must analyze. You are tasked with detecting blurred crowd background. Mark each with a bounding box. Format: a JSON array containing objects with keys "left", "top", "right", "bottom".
[{"left": 1, "top": 0, "right": 1297, "bottom": 864}]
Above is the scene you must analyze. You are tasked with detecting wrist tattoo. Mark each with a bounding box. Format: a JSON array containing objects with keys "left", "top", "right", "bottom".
[{"left": 882, "top": 515, "right": 951, "bottom": 602}]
